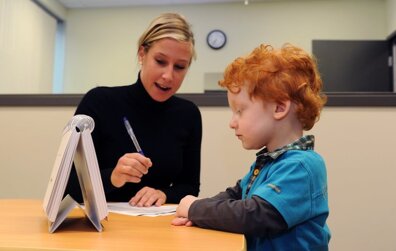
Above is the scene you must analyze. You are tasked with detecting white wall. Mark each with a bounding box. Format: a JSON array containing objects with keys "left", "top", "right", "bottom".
[
  {"left": 0, "top": 106, "right": 396, "bottom": 250},
  {"left": 37, "top": 0, "right": 67, "bottom": 20},
  {"left": 0, "top": 0, "right": 57, "bottom": 93},
  {"left": 0, "top": 0, "right": 390, "bottom": 94},
  {"left": 62, "top": 0, "right": 388, "bottom": 94},
  {"left": 386, "top": 0, "right": 396, "bottom": 34}
]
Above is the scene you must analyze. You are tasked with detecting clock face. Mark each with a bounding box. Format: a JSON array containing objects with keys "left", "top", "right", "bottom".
[{"left": 207, "top": 30, "right": 227, "bottom": 50}]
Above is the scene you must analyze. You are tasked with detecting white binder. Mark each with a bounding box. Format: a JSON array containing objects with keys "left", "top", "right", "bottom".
[{"left": 43, "top": 115, "right": 108, "bottom": 233}]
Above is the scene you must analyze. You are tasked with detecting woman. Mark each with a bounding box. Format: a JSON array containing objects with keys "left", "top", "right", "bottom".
[{"left": 64, "top": 13, "right": 202, "bottom": 207}]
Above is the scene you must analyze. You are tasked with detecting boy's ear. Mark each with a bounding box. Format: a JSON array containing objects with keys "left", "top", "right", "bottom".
[{"left": 273, "top": 100, "right": 291, "bottom": 120}]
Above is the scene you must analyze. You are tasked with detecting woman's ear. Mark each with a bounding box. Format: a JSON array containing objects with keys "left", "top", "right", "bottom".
[
  {"left": 138, "top": 46, "right": 145, "bottom": 64},
  {"left": 273, "top": 100, "right": 291, "bottom": 120}
]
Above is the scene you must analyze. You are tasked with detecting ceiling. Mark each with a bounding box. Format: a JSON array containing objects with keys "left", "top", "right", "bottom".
[{"left": 57, "top": 0, "right": 255, "bottom": 8}]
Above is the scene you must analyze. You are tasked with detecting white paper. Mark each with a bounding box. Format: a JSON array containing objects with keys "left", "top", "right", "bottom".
[{"left": 107, "top": 203, "right": 177, "bottom": 217}]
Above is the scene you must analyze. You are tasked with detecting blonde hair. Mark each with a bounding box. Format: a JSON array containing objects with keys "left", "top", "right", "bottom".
[
  {"left": 219, "top": 43, "right": 327, "bottom": 131},
  {"left": 138, "top": 13, "right": 196, "bottom": 62}
]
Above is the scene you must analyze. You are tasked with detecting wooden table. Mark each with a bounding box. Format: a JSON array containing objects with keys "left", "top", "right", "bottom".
[{"left": 0, "top": 199, "right": 246, "bottom": 251}]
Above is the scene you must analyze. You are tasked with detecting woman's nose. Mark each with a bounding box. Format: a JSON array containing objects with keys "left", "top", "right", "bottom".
[{"left": 162, "top": 66, "right": 174, "bottom": 82}]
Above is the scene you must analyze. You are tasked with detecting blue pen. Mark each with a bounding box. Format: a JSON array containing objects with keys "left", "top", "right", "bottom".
[{"left": 123, "top": 117, "right": 144, "bottom": 155}]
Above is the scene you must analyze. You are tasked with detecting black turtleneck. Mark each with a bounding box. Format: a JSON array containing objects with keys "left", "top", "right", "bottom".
[{"left": 64, "top": 76, "right": 202, "bottom": 203}]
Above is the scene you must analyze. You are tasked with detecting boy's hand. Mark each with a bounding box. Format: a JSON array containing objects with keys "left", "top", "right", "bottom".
[
  {"left": 175, "top": 195, "right": 198, "bottom": 218},
  {"left": 171, "top": 195, "right": 198, "bottom": 226},
  {"left": 171, "top": 217, "right": 193, "bottom": 226}
]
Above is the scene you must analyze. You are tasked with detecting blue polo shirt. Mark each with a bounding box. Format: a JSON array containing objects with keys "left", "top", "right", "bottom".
[{"left": 241, "top": 150, "right": 330, "bottom": 250}]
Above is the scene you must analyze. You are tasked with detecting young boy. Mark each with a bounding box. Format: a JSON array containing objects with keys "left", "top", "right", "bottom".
[{"left": 172, "top": 43, "right": 330, "bottom": 250}]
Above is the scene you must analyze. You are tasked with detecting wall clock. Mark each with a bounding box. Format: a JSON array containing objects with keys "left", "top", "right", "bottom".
[{"left": 206, "top": 29, "right": 227, "bottom": 50}]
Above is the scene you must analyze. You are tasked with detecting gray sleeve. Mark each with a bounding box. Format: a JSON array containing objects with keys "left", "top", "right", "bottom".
[
  {"left": 188, "top": 185, "right": 287, "bottom": 236},
  {"left": 209, "top": 180, "right": 243, "bottom": 200}
]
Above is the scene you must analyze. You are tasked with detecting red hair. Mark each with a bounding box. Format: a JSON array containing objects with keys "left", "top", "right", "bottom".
[{"left": 219, "top": 44, "right": 327, "bottom": 130}]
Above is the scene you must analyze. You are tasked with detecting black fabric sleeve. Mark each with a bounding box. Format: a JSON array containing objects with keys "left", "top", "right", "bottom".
[
  {"left": 188, "top": 181, "right": 288, "bottom": 236},
  {"left": 161, "top": 104, "right": 202, "bottom": 203}
]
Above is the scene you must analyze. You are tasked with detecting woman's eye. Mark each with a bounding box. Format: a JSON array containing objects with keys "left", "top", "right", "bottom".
[
  {"left": 156, "top": 59, "right": 166, "bottom": 65},
  {"left": 175, "top": 65, "right": 186, "bottom": 70}
]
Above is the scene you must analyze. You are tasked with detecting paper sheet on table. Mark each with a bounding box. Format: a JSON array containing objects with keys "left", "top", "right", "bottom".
[{"left": 107, "top": 202, "right": 177, "bottom": 217}]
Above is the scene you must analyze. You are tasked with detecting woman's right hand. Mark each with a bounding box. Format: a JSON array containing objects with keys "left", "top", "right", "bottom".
[{"left": 110, "top": 153, "right": 152, "bottom": 188}]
